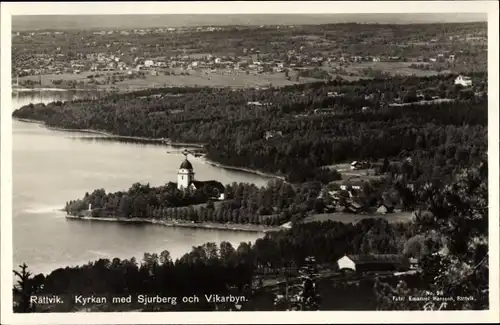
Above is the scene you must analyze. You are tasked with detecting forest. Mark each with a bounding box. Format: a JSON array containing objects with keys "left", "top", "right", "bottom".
[
  {"left": 14, "top": 160, "right": 488, "bottom": 311},
  {"left": 13, "top": 73, "right": 488, "bottom": 184}
]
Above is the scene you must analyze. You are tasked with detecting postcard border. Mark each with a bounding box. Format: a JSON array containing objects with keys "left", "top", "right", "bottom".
[{"left": 1, "top": 1, "right": 499, "bottom": 324}]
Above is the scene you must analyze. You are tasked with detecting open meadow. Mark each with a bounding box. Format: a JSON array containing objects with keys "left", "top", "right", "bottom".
[{"left": 16, "top": 69, "right": 322, "bottom": 92}]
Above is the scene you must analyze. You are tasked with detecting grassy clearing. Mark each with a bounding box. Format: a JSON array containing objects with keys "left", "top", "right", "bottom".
[
  {"left": 304, "top": 211, "right": 414, "bottom": 225},
  {"left": 323, "top": 163, "right": 383, "bottom": 182},
  {"left": 114, "top": 70, "right": 319, "bottom": 89},
  {"left": 17, "top": 70, "right": 320, "bottom": 91}
]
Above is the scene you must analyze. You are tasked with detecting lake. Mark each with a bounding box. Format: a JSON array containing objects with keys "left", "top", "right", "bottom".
[{"left": 12, "top": 91, "right": 270, "bottom": 275}]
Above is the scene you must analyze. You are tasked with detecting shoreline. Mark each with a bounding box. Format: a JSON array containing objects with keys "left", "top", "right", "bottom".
[
  {"left": 198, "top": 156, "right": 286, "bottom": 181},
  {"left": 13, "top": 118, "right": 205, "bottom": 148},
  {"left": 65, "top": 214, "right": 282, "bottom": 233},
  {"left": 14, "top": 118, "right": 285, "bottom": 179}
]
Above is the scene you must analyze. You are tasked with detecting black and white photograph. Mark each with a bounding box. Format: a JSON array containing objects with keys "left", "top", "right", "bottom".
[{"left": 1, "top": 1, "right": 499, "bottom": 324}]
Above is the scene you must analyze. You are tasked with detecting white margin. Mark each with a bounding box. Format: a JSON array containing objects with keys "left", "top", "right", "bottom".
[{"left": 1, "top": 1, "right": 499, "bottom": 324}]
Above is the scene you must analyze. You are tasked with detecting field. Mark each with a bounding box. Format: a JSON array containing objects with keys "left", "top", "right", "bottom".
[
  {"left": 113, "top": 70, "right": 320, "bottom": 89},
  {"left": 18, "top": 71, "right": 117, "bottom": 89},
  {"left": 326, "top": 61, "right": 450, "bottom": 77},
  {"left": 304, "top": 211, "right": 414, "bottom": 225},
  {"left": 16, "top": 69, "right": 321, "bottom": 91},
  {"left": 323, "top": 163, "right": 384, "bottom": 183}
]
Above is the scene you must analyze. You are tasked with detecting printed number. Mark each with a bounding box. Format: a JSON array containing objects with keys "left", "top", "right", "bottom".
[{"left": 436, "top": 290, "right": 443, "bottom": 296}]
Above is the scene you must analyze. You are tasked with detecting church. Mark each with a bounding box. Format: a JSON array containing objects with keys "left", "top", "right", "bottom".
[{"left": 177, "top": 155, "right": 226, "bottom": 200}]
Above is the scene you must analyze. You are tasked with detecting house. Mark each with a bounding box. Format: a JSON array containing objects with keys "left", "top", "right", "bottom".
[
  {"left": 342, "top": 201, "right": 364, "bottom": 214},
  {"left": 350, "top": 161, "right": 367, "bottom": 170},
  {"left": 455, "top": 75, "right": 472, "bottom": 87},
  {"left": 144, "top": 60, "right": 154, "bottom": 68},
  {"left": 314, "top": 108, "right": 335, "bottom": 115},
  {"left": 337, "top": 254, "right": 410, "bottom": 273},
  {"left": 376, "top": 201, "right": 395, "bottom": 214}
]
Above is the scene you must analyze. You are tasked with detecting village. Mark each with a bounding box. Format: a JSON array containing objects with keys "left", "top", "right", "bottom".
[{"left": 12, "top": 23, "right": 486, "bottom": 90}]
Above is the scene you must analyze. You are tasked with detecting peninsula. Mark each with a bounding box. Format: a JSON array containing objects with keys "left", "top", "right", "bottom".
[{"left": 64, "top": 153, "right": 288, "bottom": 232}]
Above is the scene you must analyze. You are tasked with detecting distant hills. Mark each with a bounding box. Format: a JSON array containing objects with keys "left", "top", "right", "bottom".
[{"left": 12, "top": 13, "right": 487, "bottom": 31}]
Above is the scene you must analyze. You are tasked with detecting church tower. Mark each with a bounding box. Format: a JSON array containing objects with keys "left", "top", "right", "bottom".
[{"left": 177, "top": 152, "right": 194, "bottom": 190}]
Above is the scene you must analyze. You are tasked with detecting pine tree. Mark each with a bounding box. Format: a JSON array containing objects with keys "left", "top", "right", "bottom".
[{"left": 13, "top": 263, "right": 35, "bottom": 313}]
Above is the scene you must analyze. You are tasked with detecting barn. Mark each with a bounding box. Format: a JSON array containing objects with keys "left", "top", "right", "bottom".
[{"left": 337, "top": 254, "right": 410, "bottom": 273}]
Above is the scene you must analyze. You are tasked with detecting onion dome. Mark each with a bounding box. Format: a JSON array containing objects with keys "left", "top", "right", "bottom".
[{"left": 180, "top": 159, "right": 193, "bottom": 170}]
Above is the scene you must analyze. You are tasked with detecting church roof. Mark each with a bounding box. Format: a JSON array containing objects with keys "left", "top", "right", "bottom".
[
  {"left": 180, "top": 159, "right": 193, "bottom": 170},
  {"left": 345, "top": 254, "right": 408, "bottom": 265}
]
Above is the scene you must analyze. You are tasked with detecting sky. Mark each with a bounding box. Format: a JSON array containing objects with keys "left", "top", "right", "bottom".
[{"left": 12, "top": 13, "right": 487, "bottom": 31}]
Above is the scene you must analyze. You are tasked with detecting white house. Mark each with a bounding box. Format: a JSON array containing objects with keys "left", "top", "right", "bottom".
[
  {"left": 339, "top": 184, "right": 362, "bottom": 191},
  {"left": 337, "top": 254, "right": 410, "bottom": 273},
  {"left": 455, "top": 75, "right": 472, "bottom": 87},
  {"left": 337, "top": 255, "right": 357, "bottom": 272},
  {"left": 144, "top": 60, "right": 154, "bottom": 68}
]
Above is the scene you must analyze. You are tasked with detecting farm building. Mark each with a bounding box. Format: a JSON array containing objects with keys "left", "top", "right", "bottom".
[
  {"left": 338, "top": 180, "right": 365, "bottom": 191},
  {"left": 337, "top": 254, "right": 410, "bottom": 273},
  {"left": 376, "top": 201, "right": 395, "bottom": 214},
  {"left": 454, "top": 75, "right": 472, "bottom": 87}
]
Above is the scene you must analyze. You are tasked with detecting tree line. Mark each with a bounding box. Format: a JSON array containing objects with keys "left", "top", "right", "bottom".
[{"left": 66, "top": 179, "right": 334, "bottom": 226}]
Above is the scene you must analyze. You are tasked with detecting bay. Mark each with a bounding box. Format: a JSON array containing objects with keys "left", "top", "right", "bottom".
[{"left": 12, "top": 91, "right": 270, "bottom": 275}]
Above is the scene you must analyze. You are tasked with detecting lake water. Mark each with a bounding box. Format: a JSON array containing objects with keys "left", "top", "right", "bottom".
[{"left": 12, "top": 91, "right": 270, "bottom": 275}]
